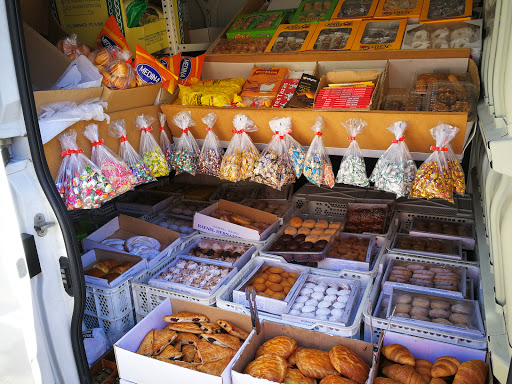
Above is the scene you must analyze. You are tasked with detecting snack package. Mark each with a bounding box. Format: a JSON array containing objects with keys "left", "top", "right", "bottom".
[
  {"left": 179, "top": 78, "right": 246, "bottom": 107},
  {"left": 55, "top": 129, "right": 114, "bottom": 210},
  {"left": 96, "top": 16, "right": 130, "bottom": 52},
  {"left": 303, "top": 116, "right": 335, "bottom": 187},
  {"left": 370, "top": 121, "right": 417, "bottom": 197},
  {"left": 101, "top": 48, "right": 136, "bottom": 90},
  {"left": 178, "top": 54, "right": 205, "bottom": 86},
  {"left": 133, "top": 44, "right": 178, "bottom": 91},
  {"left": 240, "top": 67, "right": 289, "bottom": 107},
  {"left": 108, "top": 119, "right": 156, "bottom": 185},
  {"left": 410, "top": 124, "right": 454, "bottom": 203},
  {"left": 170, "top": 111, "right": 200, "bottom": 175},
  {"left": 158, "top": 112, "right": 173, "bottom": 166},
  {"left": 157, "top": 52, "right": 181, "bottom": 92},
  {"left": 56, "top": 34, "right": 91, "bottom": 60},
  {"left": 252, "top": 117, "right": 296, "bottom": 190},
  {"left": 220, "top": 114, "right": 260, "bottom": 182},
  {"left": 87, "top": 47, "right": 116, "bottom": 73},
  {"left": 83, "top": 123, "right": 136, "bottom": 195},
  {"left": 282, "top": 119, "right": 306, "bottom": 178},
  {"left": 441, "top": 124, "right": 465, "bottom": 195},
  {"left": 197, "top": 112, "right": 224, "bottom": 177},
  {"left": 335, "top": 118, "right": 369, "bottom": 187},
  {"left": 136, "top": 114, "right": 170, "bottom": 177}
]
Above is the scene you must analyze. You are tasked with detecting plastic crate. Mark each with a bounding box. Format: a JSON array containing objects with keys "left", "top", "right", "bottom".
[
  {"left": 83, "top": 311, "right": 135, "bottom": 347},
  {"left": 84, "top": 280, "right": 133, "bottom": 320}
]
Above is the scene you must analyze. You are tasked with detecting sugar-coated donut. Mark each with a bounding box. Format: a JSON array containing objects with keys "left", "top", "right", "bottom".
[
  {"left": 432, "top": 318, "right": 453, "bottom": 326},
  {"left": 430, "top": 300, "right": 451, "bottom": 310},
  {"left": 315, "top": 220, "right": 329, "bottom": 229},
  {"left": 302, "top": 219, "right": 316, "bottom": 228},
  {"left": 429, "top": 308, "right": 450, "bottom": 318},
  {"left": 396, "top": 294, "right": 413, "bottom": 304},
  {"left": 449, "top": 313, "right": 471, "bottom": 325},
  {"left": 395, "top": 303, "right": 412, "bottom": 313},
  {"left": 412, "top": 297, "right": 430, "bottom": 308},
  {"left": 410, "top": 306, "right": 429, "bottom": 317},
  {"left": 451, "top": 303, "right": 473, "bottom": 315},
  {"left": 284, "top": 226, "right": 298, "bottom": 235},
  {"left": 290, "top": 217, "right": 303, "bottom": 228}
]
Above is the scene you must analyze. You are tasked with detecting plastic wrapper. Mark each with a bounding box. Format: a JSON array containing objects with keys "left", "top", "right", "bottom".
[
  {"left": 96, "top": 15, "right": 130, "bottom": 52},
  {"left": 219, "top": 114, "right": 260, "bottom": 182},
  {"left": 312, "top": 28, "right": 352, "bottom": 50},
  {"left": 336, "top": 0, "right": 374, "bottom": 18},
  {"left": 292, "top": 0, "right": 337, "bottom": 23},
  {"left": 136, "top": 114, "right": 170, "bottom": 177},
  {"left": 101, "top": 48, "right": 136, "bottom": 90},
  {"left": 383, "top": 93, "right": 423, "bottom": 111},
  {"left": 410, "top": 124, "right": 455, "bottom": 203},
  {"left": 179, "top": 78, "right": 245, "bottom": 107},
  {"left": 403, "top": 21, "right": 481, "bottom": 50},
  {"left": 197, "top": 113, "right": 223, "bottom": 176},
  {"left": 282, "top": 120, "right": 306, "bottom": 178},
  {"left": 87, "top": 47, "right": 116, "bottom": 73},
  {"left": 252, "top": 117, "right": 296, "bottom": 190},
  {"left": 158, "top": 112, "right": 173, "bottom": 166},
  {"left": 178, "top": 54, "right": 205, "bottom": 86},
  {"left": 170, "top": 111, "right": 200, "bottom": 175},
  {"left": 441, "top": 124, "right": 465, "bottom": 196},
  {"left": 360, "top": 20, "right": 400, "bottom": 45},
  {"left": 83, "top": 123, "right": 136, "bottom": 195},
  {"left": 108, "top": 119, "right": 156, "bottom": 185},
  {"left": 55, "top": 129, "right": 114, "bottom": 210},
  {"left": 335, "top": 118, "right": 369, "bottom": 187},
  {"left": 133, "top": 44, "right": 177, "bottom": 89},
  {"left": 414, "top": 72, "right": 469, "bottom": 93},
  {"left": 425, "top": 0, "right": 469, "bottom": 20},
  {"left": 370, "top": 121, "right": 417, "bottom": 197},
  {"left": 56, "top": 34, "right": 91, "bottom": 60},
  {"left": 303, "top": 116, "right": 335, "bottom": 187},
  {"left": 426, "top": 81, "right": 477, "bottom": 120},
  {"left": 269, "top": 30, "right": 310, "bottom": 53}
]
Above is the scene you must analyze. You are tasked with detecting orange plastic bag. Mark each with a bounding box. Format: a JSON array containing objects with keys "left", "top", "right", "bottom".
[
  {"left": 96, "top": 16, "right": 129, "bottom": 52},
  {"left": 133, "top": 45, "right": 178, "bottom": 92},
  {"left": 158, "top": 53, "right": 181, "bottom": 92},
  {"left": 178, "top": 54, "right": 205, "bottom": 86}
]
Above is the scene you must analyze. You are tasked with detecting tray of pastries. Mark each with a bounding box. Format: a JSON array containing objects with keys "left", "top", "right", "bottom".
[
  {"left": 335, "top": 0, "right": 375, "bottom": 18},
  {"left": 405, "top": 216, "right": 475, "bottom": 249},
  {"left": 414, "top": 72, "right": 469, "bottom": 93},
  {"left": 240, "top": 199, "right": 295, "bottom": 225},
  {"left": 150, "top": 215, "right": 196, "bottom": 237},
  {"left": 426, "top": 80, "right": 477, "bottom": 121},
  {"left": 391, "top": 233, "right": 463, "bottom": 260},
  {"left": 319, "top": 233, "right": 378, "bottom": 272},
  {"left": 344, "top": 202, "right": 394, "bottom": 235}
]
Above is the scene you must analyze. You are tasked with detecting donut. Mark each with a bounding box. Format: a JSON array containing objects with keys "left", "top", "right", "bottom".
[
  {"left": 319, "top": 235, "right": 332, "bottom": 242},
  {"left": 412, "top": 297, "right": 430, "bottom": 308},
  {"left": 391, "top": 268, "right": 413, "bottom": 278},
  {"left": 269, "top": 267, "right": 285, "bottom": 274},
  {"left": 396, "top": 294, "right": 413, "bottom": 304},
  {"left": 410, "top": 306, "right": 429, "bottom": 317},
  {"left": 315, "top": 220, "right": 329, "bottom": 229},
  {"left": 428, "top": 267, "right": 452, "bottom": 274},
  {"left": 411, "top": 315, "right": 430, "bottom": 321},
  {"left": 395, "top": 303, "right": 412, "bottom": 313},
  {"left": 284, "top": 226, "right": 298, "bottom": 235},
  {"left": 344, "top": 249, "right": 360, "bottom": 260},
  {"left": 415, "top": 269, "right": 435, "bottom": 277},
  {"left": 388, "top": 275, "right": 409, "bottom": 283},
  {"left": 429, "top": 309, "right": 450, "bottom": 319},
  {"left": 290, "top": 217, "right": 303, "bottom": 228},
  {"left": 310, "top": 228, "right": 324, "bottom": 236},
  {"left": 409, "top": 279, "right": 434, "bottom": 288},
  {"left": 298, "top": 227, "right": 311, "bottom": 235},
  {"left": 451, "top": 303, "right": 473, "bottom": 315},
  {"left": 430, "top": 300, "right": 451, "bottom": 310},
  {"left": 412, "top": 273, "right": 434, "bottom": 281},
  {"left": 329, "top": 222, "right": 342, "bottom": 229},
  {"left": 432, "top": 318, "right": 453, "bottom": 326},
  {"left": 302, "top": 219, "right": 316, "bottom": 228},
  {"left": 395, "top": 313, "right": 410, "bottom": 318},
  {"left": 305, "top": 235, "right": 319, "bottom": 243},
  {"left": 449, "top": 313, "right": 471, "bottom": 325},
  {"left": 324, "top": 228, "right": 337, "bottom": 235},
  {"left": 406, "top": 263, "right": 426, "bottom": 271}
]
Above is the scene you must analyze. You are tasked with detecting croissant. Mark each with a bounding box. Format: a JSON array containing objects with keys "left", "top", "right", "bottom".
[
  {"left": 382, "top": 344, "right": 415, "bottom": 366},
  {"left": 382, "top": 364, "right": 425, "bottom": 384},
  {"left": 414, "top": 359, "right": 433, "bottom": 382},
  {"left": 453, "top": 360, "right": 488, "bottom": 384},
  {"left": 430, "top": 379, "right": 447, "bottom": 384},
  {"left": 374, "top": 378, "right": 401, "bottom": 384},
  {"left": 431, "top": 356, "right": 461, "bottom": 378}
]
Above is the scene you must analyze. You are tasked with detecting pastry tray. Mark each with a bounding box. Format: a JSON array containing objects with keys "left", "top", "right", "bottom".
[
  {"left": 343, "top": 201, "right": 394, "bottom": 236},
  {"left": 282, "top": 274, "right": 360, "bottom": 327},
  {"left": 390, "top": 233, "right": 463, "bottom": 260},
  {"left": 239, "top": 198, "right": 295, "bottom": 226},
  {"left": 404, "top": 216, "right": 475, "bottom": 250},
  {"left": 210, "top": 184, "right": 258, "bottom": 203},
  {"left": 159, "top": 199, "right": 212, "bottom": 220},
  {"left": 316, "top": 233, "right": 377, "bottom": 272},
  {"left": 142, "top": 213, "right": 196, "bottom": 238}
]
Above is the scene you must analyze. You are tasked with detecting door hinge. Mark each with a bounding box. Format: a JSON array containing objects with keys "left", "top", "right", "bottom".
[{"left": 34, "top": 213, "right": 55, "bottom": 237}]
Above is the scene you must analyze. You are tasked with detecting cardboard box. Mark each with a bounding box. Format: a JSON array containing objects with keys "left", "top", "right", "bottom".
[
  {"left": 102, "top": 84, "right": 162, "bottom": 113},
  {"left": 189, "top": 27, "right": 225, "bottom": 44},
  {"left": 82, "top": 248, "right": 146, "bottom": 288},
  {"left": 115, "top": 191, "right": 177, "bottom": 216},
  {"left": 114, "top": 298, "right": 252, "bottom": 384},
  {"left": 193, "top": 200, "right": 279, "bottom": 241},
  {"left": 352, "top": 19, "right": 408, "bottom": 51},
  {"left": 226, "top": 10, "right": 288, "bottom": 39},
  {"left": 231, "top": 321, "right": 374, "bottom": 384},
  {"left": 374, "top": 0, "right": 424, "bottom": 19},
  {"left": 305, "top": 20, "right": 361, "bottom": 51},
  {"left": 290, "top": 0, "right": 339, "bottom": 24},
  {"left": 82, "top": 214, "right": 181, "bottom": 269},
  {"left": 419, "top": 0, "right": 473, "bottom": 23},
  {"left": 264, "top": 23, "right": 318, "bottom": 53},
  {"left": 331, "top": 0, "right": 379, "bottom": 20}
]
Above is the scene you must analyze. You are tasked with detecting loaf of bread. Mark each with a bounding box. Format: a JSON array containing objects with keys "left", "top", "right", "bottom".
[
  {"left": 414, "top": 359, "right": 433, "bottom": 382},
  {"left": 431, "top": 356, "right": 461, "bottom": 377},
  {"left": 329, "top": 344, "right": 370, "bottom": 384},
  {"left": 382, "top": 344, "right": 415, "bottom": 366},
  {"left": 453, "top": 360, "right": 488, "bottom": 384},
  {"left": 382, "top": 364, "right": 425, "bottom": 384}
]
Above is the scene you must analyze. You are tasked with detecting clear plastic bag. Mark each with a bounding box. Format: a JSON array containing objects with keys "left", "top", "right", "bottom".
[
  {"left": 56, "top": 34, "right": 91, "bottom": 60},
  {"left": 55, "top": 129, "right": 114, "bottom": 210},
  {"left": 83, "top": 123, "right": 137, "bottom": 195},
  {"left": 101, "top": 48, "right": 136, "bottom": 90},
  {"left": 220, "top": 113, "right": 260, "bottom": 182},
  {"left": 197, "top": 112, "right": 224, "bottom": 177},
  {"left": 410, "top": 123, "right": 454, "bottom": 203},
  {"left": 441, "top": 123, "right": 465, "bottom": 196},
  {"left": 87, "top": 47, "right": 115, "bottom": 72},
  {"left": 136, "top": 114, "right": 170, "bottom": 177},
  {"left": 158, "top": 112, "right": 173, "bottom": 166},
  {"left": 303, "top": 116, "right": 335, "bottom": 188},
  {"left": 108, "top": 119, "right": 156, "bottom": 185},
  {"left": 278, "top": 117, "right": 306, "bottom": 178},
  {"left": 335, "top": 118, "right": 369, "bottom": 187},
  {"left": 252, "top": 117, "right": 296, "bottom": 190},
  {"left": 370, "top": 121, "right": 417, "bottom": 197},
  {"left": 170, "top": 111, "right": 200, "bottom": 175}
]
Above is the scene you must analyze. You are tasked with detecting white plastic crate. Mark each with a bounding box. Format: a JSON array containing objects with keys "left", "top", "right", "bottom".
[
  {"left": 84, "top": 280, "right": 133, "bottom": 320},
  {"left": 83, "top": 311, "right": 135, "bottom": 347}
]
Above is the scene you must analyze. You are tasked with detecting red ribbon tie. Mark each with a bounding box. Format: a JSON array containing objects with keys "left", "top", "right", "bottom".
[
  {"left": 316, "top": 132, "right": 323, "bottom": 137},
  {"left": 91, "top": 139, "right": 104, "bottom": 147},
  {"left": 347, "top": 136, "right": 355, "bottom": 141},
  {"left": 120, "top": 135, "right": 128, "bottom": 142}
]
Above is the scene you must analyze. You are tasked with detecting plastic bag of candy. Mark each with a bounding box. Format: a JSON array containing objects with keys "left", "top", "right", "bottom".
[
  {"left": 303, "top": 116, "right": 335, "bottom": 188},
  {"left": 56, "top": 34, "right": 91, "bottom": 60},
  {"left": 220, "top": 113, "right": 259, "bottom": 182},
  {"left": 283, "top": 122, "right": 306, "bottom": 178},
  {"left": 197, "top": 112, "right": 224, "bottom": 177},
  {"left": 83, "top": 123, "right": 136, "bottom": 195},
  {"left": 370, "top": 121, "right": 417, "bottom": 197},
  {"left": 55, "top": 129, "right": 114, "bottom": 210},
  {"left": 336, "top": 118, "right": 369, "bottom": 187},
  {"left": 108, "top": 119, "right": 156, "bottom": 185},
  {"left": 136, "top": 114, "right": 170, "bottom": 177},
  {"left": 252, "top": 117, "right": 296, "bottom": 190},
  {"left": 410, "top": 123, "right": 454, "bottom": 202},
  {"left": 101, "top": 48, "right": 136, "bottom": 90},
  {"left": 441, "top": 124, "right": 465, "bottom": 196},
  {"left": 171, "top": 111, "right": 200, "bottom": 175},
  {"left": 158, "top": 112, "right": 173, "bottom": 166}
]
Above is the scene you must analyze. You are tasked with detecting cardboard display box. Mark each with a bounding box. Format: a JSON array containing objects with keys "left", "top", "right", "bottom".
[
  {"left": 419, "top": 0, "right": 473, "bottom": 23},
  {"left": 226, "top": 10, "right": 288, "bottom": 39},
  {"left": 331, "top": 0, "right": 379, "bottom": 20},
  {"left": 352, "top": 19, "right": 408, "bottom": 51},
  {"left": 264, "top": 23, "right": 318, "bottom": 53},
  {"left": 374, "top": 0, "right": 424, "bottom": 19},
  {"left": 305, "top": 20, "right": 362, "bottom": 51},
  {"left": 290, "top": 0, "right": 339, "bottom": 24}
]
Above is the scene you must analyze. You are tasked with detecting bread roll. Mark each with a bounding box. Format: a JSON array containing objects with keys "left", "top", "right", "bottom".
[
  {"left": 382, "top": 344, "right": 415, "bottom": 366},
  {"left": 453, "top": 360, "right": 488, "bottom": 384},
  {"left": 329, "top": 344, "right": 370, "bottom": 384},
  {"left": 382, "top": 364, "right": 424, "bottom": 384},
  {"left": 431, "top": 356, "right": 461, "bottom": 378},
  {"left": 319, "top": 375, "right": 359, "bottom": 384},
  {"left": 374, "top": 378, "right": 401, "bottom": 384}
]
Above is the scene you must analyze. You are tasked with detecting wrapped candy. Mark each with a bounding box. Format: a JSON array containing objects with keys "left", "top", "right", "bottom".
[
  {"left": 197, "top": 113, "right": 224, "bottom": 177},
  {"left": 55, "top": 129, "right": 114, "bottom": 210},
  {"left": 336, "top": 118, "right": 369, "bottom": 187},
  {"left": 303, "top": 116, "right": 335, "bottom": 188},
  {"left": 252, "top": 117, "right": 296, "bottom": 190},
  {"left": 83, "top": 123, "right": 136, "bottom": 195},
  {"left": 158, "top": 112, "right": 173, "bottom": 166},
  {"left": 136, "top": 114, "right": 170, "bottom": 177},
  {"left": 100, "top": 48, "right": 136, "bottom": 90},
  {"left": 56, "top": 34, "right": 90, "bottom": 60},
  {"left": 410, "top": 124, "right": 454, "bottom": 203},
  {"left": 279, "top": 118, "right": 306, "bottom": 178},
  {"left": 171, "top": 111, "right": 200, "bottom": 175},
  {"left": 108, "top": 119, "right": 156, "bottom": 185},
  {"left": 442, "top": 124, "right": 465, "bottom": 195},
  {"left": 220, "top": 114, "right": 259, "bottom": 182},
  {"left": 370, "top": 121, "right": 417, "bottom": 197}
]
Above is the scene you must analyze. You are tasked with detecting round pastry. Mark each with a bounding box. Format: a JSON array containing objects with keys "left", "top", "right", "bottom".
[
  {"left": 125, "top": 236, "right": 160, "bottom": 252},
  {"left": 245, "top": 354, "right": 288, "bottom": 382},
  {"left": 411, "top": 315, "right": 430, "bottom": 321},
  {"left": 269, "top": 283, "right": 284, "bottom": 292},
  {"left": 290, "top": 217, "right": 304, "bottom": 228},
  {"left": 290, "top": 309, "right": 301, "bottom": 316},
  {"left": 412, "top": 29, "right": 430, "bottom": 42},
  {"left": 410, "top": 306, "right": 429, "bottom": 317},
  {"left": 432, "top": 27, "right": 450, "bottom": 40},
  {"left": 429, "top": 267, "right": 451, "bottom": 274},
  {"left": 316, "top": 308, "right": 331, "bottom": 316},
  {"left": 315, "top": 220, "right": 329, "bottom": 229},
  {"left": 429, "top": 309, "right": 450, "bottom": 319},
  {"left": 268, "top": 274, "right": 282, "bottom": 283},
  {"left": 388, "top": 275, "right": 409, "bottom": 283},
  {"left": 406, "top": 263, "right": 426, "bottom": 271},
  {"left": 409, "top": 279, "right": 434, "bottom": 288},
  {"left": 286, "top": 241, "right": 300, "bottom": 251},
  {"left": 302, "top": 219, "right": 316, "bottom": 228},
  {"left": 430, "top": 300, "right": 451, "bottom": 310},
  {"left": 305, "top": 283, "right": 316, "bottom": 289},
  {"left": 285, "top": 226, "right": 298, "bottom": 235},
  {"left": 451, "top": 303, "right": 473, "bottom": 314},
  {"left": 326, "top": 288, "right": 338, "bottom": 295},
  {"left": 391, "top": 268, "right": 413, "bottom": 278},
  {"left": 292, "top": 303, "right": 303, "bottom": 310},
  {"left": 411, "top": 297, "right": 430, "bottom": 308},
  {"left": 301, "top": 242, "right": 314, "bottom": 250},
  {"left": 449, "top": 313, "right": 471, "bottom": 325},
  {"left": 396, "top": 294, "right": 413, "bottom": 304},
  {"left": 432, "top": 318, "right": 453, "bottom": 326},
  {"left": 395, "top": 313, "right": 410, "bottom": 318},
  {"left": 305, "top": 299, "right": 318, "bottom": 307},
  {"left": 305, "top": 235, "right": 319, "bottom": 243},
  {"left": 331, "top": 308, "right": 343, "bottom": 317},
  {"left": 324, "top": 228, "right": 337, "bottom": 235},
  {"left": 311, "top": 228, "right": 324, "bottom": 236},
  {"left": 302, "top": 305, "right": 316, "bottom": 313},
  {"left": 279, "top": 235, "right": 294, "bottom": 243},
  {"left": 312, "top": 291, "right": 325, "bottom": 301},
  {"left": 332, "top": 301, "right": 345, "bottom": 309},
  {"left": 329, "top": 222, "right": 342, "bottom": 229},
  {"left": 298, "top": 227, "right": 311, "bottom": 235},
  {"left": 395, "top": 304, "right": 412, "bottom": 313},
  {"left": 296, "top": 296, "right": 308, "bottom": 303},
  {"left": 318, "top": 301, "right": 331, "bottom": 309},
  {"left": 314, "top": 284, "right": 327, "bottom": 292},
  {"left": 412, "top": 273, "right": 434, "bottom": 281}
]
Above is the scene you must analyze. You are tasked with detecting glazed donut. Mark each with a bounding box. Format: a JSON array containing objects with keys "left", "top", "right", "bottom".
[
  {"left": 432, "top": 318, "right": 453, "bottom": 326},
  {"left": 315, "top": 220, "right": 329, "bottom": 229},
  {"left": 391, "top": 268, "right": 413, "bottom": 278},
  {"left": 324, "top": 228, "right": 337, "bottom": 235},
  {"left": 319, "top": 235, "right": 332, "bottom": 242},
  {"left": 409, "top": 279, "right": 434, "bottom": 287},
  {"left": 412, "top": 297, "right": 430, "bottom": 308},
  {"left": 310, "top": 228, "right": 324, "bottom": 236},
  {"left": 329, "top": 222, "right": 342, "bottom": 229},
  {"left": 290, "top": 217, "right": 303, "bottom": 228},
  {"left": 302, "top": 219, "right": 316, "bottom": 228},
  {"left": 449, "top": 313, "right": 471, "bottom": 325},
  {"left": 410, "top": 306, "right": 429, "bottom": 317},
  {"left": 305, "top": 235, "right": 319, "bottom": 243},
  {"left": 284, "top": 226, "right": 298, "bottom": 235},
  {"left": 298, "top": 227, "right": 311, "bottom": 235},
  {"left": 388, "top": 275, "right": 409, "bottom": 283},
  {"left": 406, "top": 263, "right": 426, "bottom": 271},
  {"left": 451, "top": 303, "right": 473, "bottom": 315},
  {"left": 429, "top": 309, "right": 450, "bottom": 319},
  {"left": 430, "top": 300, "right": 451, "bottom": 310},
  {"left": 396, "top": 294, "right": 413, "bottom": 304}
]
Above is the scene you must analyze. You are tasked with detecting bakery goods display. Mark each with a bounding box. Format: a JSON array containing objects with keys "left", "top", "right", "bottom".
[
  {"left": 426, "top": 81, "right": 477, "bottom": 119},
  {"left": 327, "top": 234, "right": 373, "bottom": 262},
  {"left": 240, "top": 199, "right": 293, "bottom": 219},
  {"left": 392, "top": 234, "right": 462, "bottom": 260},
  {"left": 421, "top": 0, "right": 472, "bottom": 21},
  {"left": 414, "top": 72, "right": 469, "bottom": 93},
  {"left": 240, "top": 264, "right": 301, "bottom": 301},
  {"left": 333, "top": 0, "right": 376, "bottom": 19},
  {"left": 383, "top": 93, "right": 423, "bottom": 112},
  {"left": 208, "top": 208, "right": 272, "bottom": 233},
  {"left": 100, "top": 235, "right": 162, "bottom": 259},
  {"left": 84, "top": 258, "right": 136, "bottom": 283},
  {"left": 403, "top": 21, "right": 482, "bottom": 51},
  {"left": 409, "top": 218, "right": 473, "bottom": 238},
  {"left": 344, "top": 203, "right": 393, "bottom": 234},
  {"left": 153, "top": 216, "right": 195, "bottom": 236},
  {"left": 186, "top": 238, "right": 251, "bottom": 265}
]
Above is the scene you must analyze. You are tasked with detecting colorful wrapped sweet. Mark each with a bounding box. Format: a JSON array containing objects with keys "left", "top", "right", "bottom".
[
  {"left": 303, "top": 116, "right": 334, "bottom": 188},
  {"left": 442, "top": 124, "right": 465, "bottom": 195},
  {"left": 136, "top": 114, "right": 170, "bottom": 177},
  {"left": 171, "top": 111, "right": 200, "bottom": 175},
  {"left": 197, "top": 112, "right": 224, "bottom": 177},
  {"left": 335, "top": 118, "right": 369, "bottom": 188}
]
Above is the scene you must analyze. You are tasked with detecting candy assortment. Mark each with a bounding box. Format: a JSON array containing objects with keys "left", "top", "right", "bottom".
[
  {"left": 312, "top": 27, "right": 352, "bottom": 50},
  {"left": 303, "top": 116, "right": 335, "bottom": 188},
  {"left": 136, "top": 114, "right": 170, "bottom": 177},
  {"left": 171, "top": 111, "right": 200, "bottom": 175},
  {"left": 336, "top": 118, "right": 369, "bottom": 187},
  {"left": 359, "top": 20, "right": 402, "bottom": 45},
  {"left": 291, "top": 0, "right": 337, "bottom": 23},
  {"left": 423, "top": 0, "right": 470, "bottom": 20},
  {"left": 188, "top": 238, "right": 251, "bottom": 264},
  {"left": 197, "top": 113, "right": 223, "bottom": 177}
]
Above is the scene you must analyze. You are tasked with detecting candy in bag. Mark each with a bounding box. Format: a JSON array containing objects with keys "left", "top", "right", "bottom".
[
  {"left": 220, "top": 114, "right": 260, "bottom": 182},
  {"left": 101, "top": 48, "right": 136, "bottom": 90},
  {"left": 108, "top": 119, "right": 156, "bottom": 185},
  {"left": 370, "top": 121, "right": 417, "bottom": 197},
  {"left": 303, "top": 116, "right": 335, "bottom": 188},
  {"left": 336, "top": 118, "right": 369, "bottom": 187},
  {"left": 158, "top": 112, "right": 173, "bottom": 166},
  {"left": 410, "top": 123, "right": 454, "bottom": 202},
  {"left": 171, "top": 111, "right": 200, "bottom": 175},
  {"left": 279, "top": 118, "right": 306, "bottom": 178},
  {"left": 83, "top": 123, "right": 136, "bottom": 195},
  {"left": 136, "top": 114, "right": 170, "bottom": 177},
  {"left": 197, "top": 112, "right": 224, "bottom": 177},
  {"left": 252, "top": 117, "right": 296, "bottom": 190},
  {"left": 55, "top": 129, "right": 114, "bottom": 210},
  {"left": 442, "top": 124, "right": 465, "bottom": 196}
]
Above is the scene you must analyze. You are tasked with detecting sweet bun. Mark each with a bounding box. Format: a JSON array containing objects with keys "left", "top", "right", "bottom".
[
  {"left": 305, "top": 235, "right": 319, "bottom": 243},
  {"left": 298, "top": 227, "right": 311, "bottom": 235},
  {"left": 449, "top": 313, "right": 471, "bottom": 325},
  {"left": 290, "top": 217, "right": 303, "bottom": 228},
  {"left": 94, "top": 48, "right": 110, "bottom": 66},
  {"left": 285, "top": 226, "right": 298, "bottom": 235},
  {"left": 85, "top": 268, "right": 105, "bottom": 278},
  {"left": 329, "top": 344, "right": 370, "bottom": 384},
  {"left": 311, "top": 228, "right": 324, "bottom": 235},
  {"left": 329, "top": 222, "right": 342, "bottom": 229},
  {"left": 111, "top": 61, "right": 130, "bottom": 77},
  {"left": 302, "top": 219, "right": 316, "bottom": 228},
  {"left": 315, "top": 220, "right": 329, "bottom": 229}
]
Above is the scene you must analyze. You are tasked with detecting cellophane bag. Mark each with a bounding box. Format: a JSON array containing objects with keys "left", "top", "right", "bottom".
[
  {"left": 336, "top": 118, "right": 369, "bottom": 187},
  {"left": 57, "top": 34, "right": 90, "bottom": 60},
  {"left": 88, "top": 47, "right": 115, "bottom": 72},
  {"left": 136, "top": 114, "right": 170, "bottom": 177},
  {"left": 158, "top": 112, "right": 173, "bottom": 166},
  {"left": 55, "top": 129, "right": 114, "bottom": 210},
  {"left": 108, "top": 119, "right": 156, "bottom": 185},
  {"left": 171, "top": 111, "right": 200, "bottom": 175},
  {"left": 410, "top": 123, "right": 454, "bottom": 203},
  {"left": 101, "top": 48, "right": 136, "bottom": 90},
  {"left": 370, "top": 121, "right": 417, "bottom": 197},
  {"left": 252, "top": 117, "right": 296, "bottom": 190},
  {"left": 303, "top": 116, "right": 335, "bottom": 188},
  {"left": 279, "top": 117, "right": 306, "bottom": 178},
  {"left": 220, "top": 113, "right": 259, "bottom": 182},
  {"left": 83, "top": 123, "right": 136, "bottom": 195},
  {"left": 442, "top": 124, "right": 465, "bottom": 195},
  {"left": 197, "top": 112, "right": 224, "bottom": 176}
]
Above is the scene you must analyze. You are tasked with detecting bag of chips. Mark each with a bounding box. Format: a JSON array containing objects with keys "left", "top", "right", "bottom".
[
  {"left": 96, "top": 16, "right": 130, "bottom": 52},
  {"left": 303, "top": 116, "right": 334, "bottom": 188},
  {"left": 170, "top": 111, "right": 200, "bottom": 175},
  {"left": 178, "top": 54, "right": 205, "bottom": 86},
  {"left": 101, "top": 48, "right": 136, "bottom": 90},
  {"left": 179, "top": 78, "right": 245, "bottom": 107},
  {"left": 335, "top": 118, "right": 369, "bottom": 187},
  {"left": 157, "top": 52, "right": 181, "bottom": 92},
  {"left": 133, "top": 44, "right": 178, "bottom": 89},
  {"left": 197, "top": 112, "right": 224, "bottom": 177},
  {"left": 442, "top": 124, "right": 465, "bottom": 196},
  {"left": 158, "top": 112, "right": 173, "bottom": 166},
  {"left": 108, "top": 119, "right": 156, "bottom": 185},
  {"left": 220, "top": 113, "right": 260, "bottom": 182},
  {"left": 136, "top": 114, "right": 170, "bottom": 177},
  {"left": 56, "top": 34, "right": 91, "bottom": 60}
]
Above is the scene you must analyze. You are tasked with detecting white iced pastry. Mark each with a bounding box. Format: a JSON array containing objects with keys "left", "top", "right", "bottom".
[
  {"left": 324, "top": 295, "right": 337, "bottom": 302},
  {"left": 432, "top": 28, "right": 450, "bottom": 40},
  {"left": 292, "top": 303, "right": 303, "bottom": 310},
  {"left": 312, "top": 291, "right": 325, "bottom": 301},
  {"left": 300, "top": 288, "right": 314, "bottom": 295},
  {"left": 304, "top": 283, "right": 316, "bottom": 289},
  {"left": 302, "top": 312, "right": 316, "bottom": 318},
  {"left": 331, "top": 308, "right": 343, "bottom": 317},
  {"left": 451, "top": 26, "right": 473, "bottom": 40},
  {"left": 412, "top": 41, "right": 432, "bottom": 49},
  {"left": 326, "top": 288, "right": 339, "bottom": 295},
  {"left": 333, "top": 301, "right": 346, "bottom": 309},
  {"left": 316, "top": 308, "right": 331, "bottom": 316},
  {"left": 412, "top": 30, "right": 430, "bottom": 42},
  {"left": 318, "top": 301, "right": 331, "bottom": 309},
  {"left": 313, "top": 284, "right": 327, "bottom": 292},
  {"left": 290, "top": 309, "right": 301, "bottom": 316},
  {"left": 450, "top": 38, "right": 471, "bottom": 48},
  {"left": 432, "top": 39, "right": 449, "bottom": 49}
]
